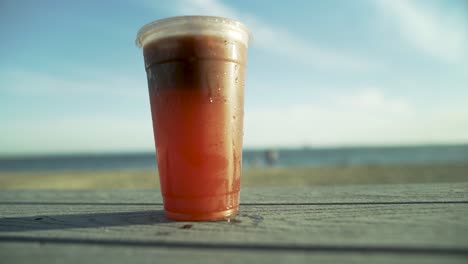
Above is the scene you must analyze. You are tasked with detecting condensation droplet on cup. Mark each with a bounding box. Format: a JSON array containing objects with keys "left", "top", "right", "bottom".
[
  {"left": 216, "top": 87, "right": 221, "bottom": 96},
  {"left": 209, "top": 97, "right": 213, "bottom": 103}
]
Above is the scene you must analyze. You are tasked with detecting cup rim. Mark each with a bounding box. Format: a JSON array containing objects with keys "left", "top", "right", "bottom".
[{"left": 135, "top": 16, "right": 250, "bottom": 48}]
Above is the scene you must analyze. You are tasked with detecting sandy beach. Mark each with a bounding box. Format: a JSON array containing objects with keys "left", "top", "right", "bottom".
[{"left": 1, "top": 163, "right": 467, "bottom": 189}]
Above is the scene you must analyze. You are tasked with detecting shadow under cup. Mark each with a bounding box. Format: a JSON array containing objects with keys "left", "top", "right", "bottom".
[{"left": 136, "top": 16, "right": 250, "bottom": 221}]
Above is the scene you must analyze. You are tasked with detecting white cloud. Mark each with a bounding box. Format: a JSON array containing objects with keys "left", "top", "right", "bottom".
[
  {"left": 175, "top": 0, "right": 237, "bottom": 18},
  {"left": 2, "top": 87, "right": 467, "bottom": 154},
  {"left": 1, "top": 116, "right": 154, "bottom": 155},
  {"left": 0, "top": 69, "right": 154, "bottom": 155},
  {"left": 147, "top": 0, "right": 381, "bottom": 71},
  {"left": 338, "top": 88, "right": 411, "bottom": 114},
  {"left": 2, "top": 69, "right": 147, "bottom": 100},
  {"left": 377, "top": 0, "right": 467, "bottom": 63},
  {"left": 245, "top": 18, "right": 377, "bottom": 71},
  {"left": 244, "top": 89, "right": 468, "bottom": 148}
]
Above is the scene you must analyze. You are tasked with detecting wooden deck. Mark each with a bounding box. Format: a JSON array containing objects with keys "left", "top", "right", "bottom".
[{"left": 1, "top": 182, "right": 467, "bottom": 263}]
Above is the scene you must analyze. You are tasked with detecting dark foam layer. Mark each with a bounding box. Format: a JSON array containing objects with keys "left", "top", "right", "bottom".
[{"left": 143, "top": 35, "right": 247, "bottom": 92}]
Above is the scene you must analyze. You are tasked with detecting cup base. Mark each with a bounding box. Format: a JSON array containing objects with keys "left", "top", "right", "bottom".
[
  {"left": 163, "top": 191, "right": 240, "bottom": 221},
  {"left": 165, "top": 207, "right": 239, "bottom": 221}
]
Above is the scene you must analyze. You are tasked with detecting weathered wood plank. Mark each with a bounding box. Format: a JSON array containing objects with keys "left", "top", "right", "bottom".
[
  {"left": 1, "top": 242, "right": 467, "bottom": 264},
  {"left": 1, "top": 182, "right": 467, "bottom": 204},
  {"left": 0, "top": 202, "right": 467, "bottom": 247},
  {"left": 0, "top": 183, "right": 467, "bottom": 263}
]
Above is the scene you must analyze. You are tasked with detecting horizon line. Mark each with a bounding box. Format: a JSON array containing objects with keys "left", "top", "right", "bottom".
[{"left": 1, "top": 142, "right": 467, "bottom": 159}]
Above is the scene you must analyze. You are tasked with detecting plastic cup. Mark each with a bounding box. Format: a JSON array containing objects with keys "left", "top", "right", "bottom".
[{"left": 136, "top": 16, "right": 249, "bottom": 221}]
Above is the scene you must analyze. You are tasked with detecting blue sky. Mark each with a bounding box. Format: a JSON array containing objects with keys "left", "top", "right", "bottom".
[{"left": 1, "top": 0, "right": 467, "bottom": 156}]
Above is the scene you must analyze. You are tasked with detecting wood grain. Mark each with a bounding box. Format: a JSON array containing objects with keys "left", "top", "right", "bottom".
[{"left": 1, "top": 183, "right": 467, "bottom": 263}]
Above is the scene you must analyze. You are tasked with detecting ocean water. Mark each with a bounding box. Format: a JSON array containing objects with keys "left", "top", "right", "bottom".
[{"left": 1, "top": 145, "right": 467, "bottom": 172}]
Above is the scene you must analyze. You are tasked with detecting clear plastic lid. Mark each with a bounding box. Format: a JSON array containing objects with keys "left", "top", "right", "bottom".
[{"left": 136, "top": 16, "right": 250, "bottom": 48}]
